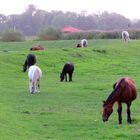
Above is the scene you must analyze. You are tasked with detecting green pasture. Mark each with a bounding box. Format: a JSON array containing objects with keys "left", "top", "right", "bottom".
[{"left": 1, "top": 39, "right": 140, "bottom": 140}]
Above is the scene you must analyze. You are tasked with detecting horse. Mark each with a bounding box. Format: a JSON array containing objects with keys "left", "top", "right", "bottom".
[
  {"left": 122, "top": 31, "right": 130, "bottom": 43},
  {"left": 60, "top": 62, "right": 74, "bottom": 82},
  {"left": 23, "top": 54, "right": 37, "bottom": 72},
  {"left": 76, "top": 39, "right": 88, "bottom": 48},
  {"left": 80, "top": 39, "right": 88, "bottom": 47},
  {"left": 30, "top": 45, "right": 45, "bottom": 51},
  {"left": 102, "top": 77, "right": 137, "bottom": 124},
  {"left": 28, "top": 65, "right": 42, "bottom": 94}
]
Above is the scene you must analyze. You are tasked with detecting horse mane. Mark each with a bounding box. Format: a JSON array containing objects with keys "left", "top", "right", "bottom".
[{"left": 105, "top": 78, "right": 125, "bottom": 104}]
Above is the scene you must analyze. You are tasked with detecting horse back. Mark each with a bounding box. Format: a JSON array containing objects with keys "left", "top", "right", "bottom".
[
  {"left": 126, "top": 78, "right": 137, "bottom": 101},
  {"left": 63, "top": 63, "right": 74, "bottom": 74},
  {"left": 117, "top": 77, "right": 137, "bottom": 102},
  {"left": 28, "top": 65, "right": 42, "bottom": 82}
]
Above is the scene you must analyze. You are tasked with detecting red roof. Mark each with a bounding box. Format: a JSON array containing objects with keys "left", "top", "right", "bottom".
[{"left": 61, "top": 26, "right": 81, "bottom": 33}]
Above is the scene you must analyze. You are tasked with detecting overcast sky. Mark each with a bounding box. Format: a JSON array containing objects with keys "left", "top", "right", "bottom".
[{"left": 0, "top": 0, "right": 139, "bottom": 19}]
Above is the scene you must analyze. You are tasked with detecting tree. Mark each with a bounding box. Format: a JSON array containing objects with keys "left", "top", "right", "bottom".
[{"left": 38, "top": 27, "right": 62, "bottom": 40}]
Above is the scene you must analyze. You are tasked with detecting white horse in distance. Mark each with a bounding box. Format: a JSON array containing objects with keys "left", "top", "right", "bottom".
[
  {"left": 80, "top": 39, "right": 88, "bottom": 47},
  {"left": 122, "top": 31, "right": 130, "bottom": 43},
  {"left": 28, "top": 65, "right": 42, "bottom": 94}
]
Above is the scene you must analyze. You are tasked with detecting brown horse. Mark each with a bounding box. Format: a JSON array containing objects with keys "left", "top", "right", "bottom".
[
  {"left": 30, "top": 45, "right": 45, "bottom": 51},
  {"left": 102, "top": 77, "right": 137, "bottom": 124}
]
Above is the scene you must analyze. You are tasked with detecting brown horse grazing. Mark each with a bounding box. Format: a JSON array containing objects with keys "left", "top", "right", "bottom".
[
  {"left": 60, "top": 62, "right": 74, "bottom": 82},
  {"left": 102, "top": 77, "right": 137, "bottom": 124}
]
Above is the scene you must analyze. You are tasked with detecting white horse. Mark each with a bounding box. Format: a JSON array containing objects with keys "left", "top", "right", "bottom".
[
  {"left": 122, "top": 31, "right": 130, "bottom": 43},
  {"left": 80, "top": 39, "right": 88, "bottom": 47},
  {"left": 28, "top": 65, "right": 42, "bottom": 94}
]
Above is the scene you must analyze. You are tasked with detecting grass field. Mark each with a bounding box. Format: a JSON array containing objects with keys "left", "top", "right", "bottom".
[{"left": 0, "top": 39, "right": 140, "bottom": 140}]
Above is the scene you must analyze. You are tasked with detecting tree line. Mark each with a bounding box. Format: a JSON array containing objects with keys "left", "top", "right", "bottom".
[{"left": 0, "top": 4, "right": 140, "bottom": 36}]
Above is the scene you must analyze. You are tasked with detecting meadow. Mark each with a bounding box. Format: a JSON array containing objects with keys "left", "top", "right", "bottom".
[{"left": 0, "top": 39, "right": 140, "bottom": 140}]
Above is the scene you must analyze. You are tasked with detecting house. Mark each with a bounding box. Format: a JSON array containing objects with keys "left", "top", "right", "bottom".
[{"left": 61, "top": 26, "right": 82, "bottom": 33}]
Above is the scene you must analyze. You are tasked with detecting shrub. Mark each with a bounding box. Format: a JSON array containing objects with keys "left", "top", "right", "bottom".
[
  {"left": 1, "top": 29, "right": 25, "bottom": 42},
  {"left": 61, "top": 32, "right": 96, "bottom": 40},
  {"left": 38, "top": 29, "right": 140, "bottom": 40},
  {"left": 97, "top": 31, "right": 121, "bottom": 39},
  {"left": 61, "top": 29, "right": 140, "bottom": 40},
  {"left": 128, "top": 29, "right": 140, "bottom": 39},
  {"left": 38, "top": 27, "right": 62, "bottom": 40}
]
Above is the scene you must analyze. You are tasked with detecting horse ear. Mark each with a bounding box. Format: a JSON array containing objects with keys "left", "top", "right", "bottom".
[{"left": 113, "top": 82, "right": 117, "bottom": 89}]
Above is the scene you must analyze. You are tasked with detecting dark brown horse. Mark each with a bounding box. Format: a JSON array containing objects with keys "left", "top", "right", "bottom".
[
  {"left": 23, "top": 54, "right": 37, "bottom": 72},
  {"left": 60, "top": 62, "right": 74, "bottom": 82},
  {"left": 102, "top": 77, "right": 137, "bottom": 124}
]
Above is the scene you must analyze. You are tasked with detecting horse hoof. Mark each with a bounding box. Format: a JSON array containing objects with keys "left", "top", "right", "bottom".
[{"left": 127, "top": 121, "right": 132, "bottom": 124}]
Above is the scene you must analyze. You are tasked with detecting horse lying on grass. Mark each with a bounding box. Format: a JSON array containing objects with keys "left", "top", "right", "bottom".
[
  {"left": 102, "top": 77, "right": 137, "bottom": 124},
  {"left": 60, "top": 62, "right": 74, "bottom": 82},
  {"left": 30, "top": 45, "right": 45, "bottom": 51},
  {"left": 28, "top": 65, "right": 42, "bottom": 94}
]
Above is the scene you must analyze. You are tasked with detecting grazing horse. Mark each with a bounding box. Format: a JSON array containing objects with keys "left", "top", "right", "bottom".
[
  {"left": 60, "top": 62, "right": 74, "bottom": 82},
  {"left": 28, "top": 65, "right": 42, "bottom": 94},
  {"left": 23, "top": 54, "right": 36, "bottom": 72},
  {"left": 122, "top": 31, "right": 130, "bottom": 43},
  {"left": 102, "top": 77, "right": 137, "bottom": 124},
  {"left": 80, "top": 39, "right": 88, "bottom": 47},
  {"left": 76, "top": 39, "right": 88, "bottom": 48}
]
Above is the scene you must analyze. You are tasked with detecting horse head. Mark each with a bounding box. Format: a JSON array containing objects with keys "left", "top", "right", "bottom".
[
  {"left": 76, "top": 43, "right": 81, "bottom": 48},
  {"left": 102, "top": 101, "right": 113, "bottom": 122},
  {"left": 60, "top": 73, "right": 64, "bottom": 82},
  {"left": 23, "top": 65, "right": 27, "bottom": 72}
]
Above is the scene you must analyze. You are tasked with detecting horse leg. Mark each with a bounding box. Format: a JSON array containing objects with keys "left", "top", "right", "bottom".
[
  {"left": 37, "top": 79, "right": 40, "bottom": 93},
  {"left": 65, "top": 74, "right": 67, "bottom": 82},
  {"left": 29, "top": 81, "right": 34, "bottom": 94},
  {"left": 126, "top": 103, "right": 132, "bottom": 124},
  {"left": 69, "top": 73, "right": 72, "bottom": 81},
  {"left": 117, "top": 102, "right": 122, "bottom": 124}
]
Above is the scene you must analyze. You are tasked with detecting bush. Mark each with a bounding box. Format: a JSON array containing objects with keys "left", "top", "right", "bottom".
[
  {"left": 38, "top": 27, "right": 62, "bottom": 40},
  {"left": 61, "top": 31, "right": 96, "bottom": 40},
  {"left": 38, "top": 28, "right": 140, "bottom": 40},
  {"left": 1, "top": 29, "right": 25, "bottom": 42},
  {"left": 128, "top": 29, "right": 140, "bottom": 39},
  {"left": 97, "top": 31, "right": 121, "bottom": 39},
  {"left": 61, "top": 29, "right": 140, "bottom": 40}
]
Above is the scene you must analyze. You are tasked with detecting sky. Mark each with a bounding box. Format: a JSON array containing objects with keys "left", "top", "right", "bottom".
[{"left": 0, "top": 0, "right": 140, "bottom": 20}]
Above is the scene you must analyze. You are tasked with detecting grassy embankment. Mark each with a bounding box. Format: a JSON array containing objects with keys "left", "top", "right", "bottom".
[{"left": 0, "top": 39, "right": 140, "bottom": 139}]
